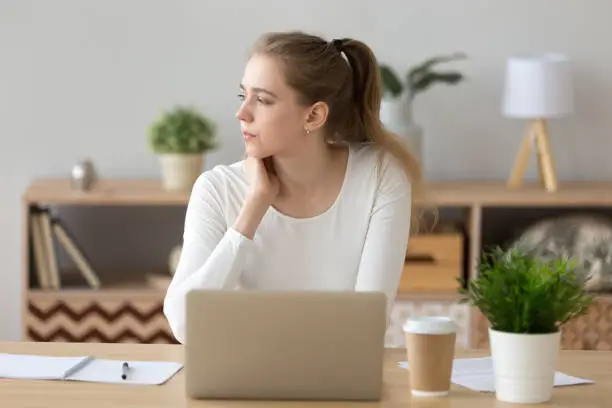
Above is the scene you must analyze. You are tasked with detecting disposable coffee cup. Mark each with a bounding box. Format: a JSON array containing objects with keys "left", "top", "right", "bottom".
[{"left": 403, "top": 316, "right": 457, "bottom": 397}]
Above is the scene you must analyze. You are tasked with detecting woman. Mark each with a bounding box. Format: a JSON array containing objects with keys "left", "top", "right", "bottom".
[{"left": 163, "top": 31, "right": 422, "bottom": 344}]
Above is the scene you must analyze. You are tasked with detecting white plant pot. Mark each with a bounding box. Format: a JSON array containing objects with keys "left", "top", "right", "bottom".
[
  {"left": 158, "top": 153, "right": 204, "bottom": 191},
  {"left": 380, "top": 96, "right": 423, "bottom": 164},
  {"left": 489, "top": 328, "right": 561, "bottom": 404}
]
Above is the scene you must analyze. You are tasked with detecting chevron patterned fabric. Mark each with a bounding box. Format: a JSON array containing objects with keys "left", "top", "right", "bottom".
[{"left": 25, "top": 298, "right": 178, "bottom": 344}]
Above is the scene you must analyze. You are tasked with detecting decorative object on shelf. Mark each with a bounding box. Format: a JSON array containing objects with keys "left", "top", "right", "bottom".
[
  {"left": 70, "top": 159, "right": 98, "bottom": 191},
  {"left": 509, "top": 214, "right": 612, "bottom": 292},
  {"left": 458, "top": 247, "right": 593, "bottom": 404},
  {"left": 168, "top": 245, "right": 182, "bottom": 276},
  {"left": 378, "top": 53, "right": 466, "bottom": 165},
  {"left": 503, "top": 54, "right": 574, "bottom": 193},
  {"left": 148, "top": 105, "right": 218, "bottom": 191}
]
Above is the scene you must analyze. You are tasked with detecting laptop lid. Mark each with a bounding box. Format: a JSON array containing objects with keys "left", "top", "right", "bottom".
[{"left": 184, "top": 290, "right": 387, "bottom": 401}]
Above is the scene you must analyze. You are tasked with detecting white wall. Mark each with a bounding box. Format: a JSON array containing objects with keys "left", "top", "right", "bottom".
[{"left": 2, "top": 0, "right": 612, "bottom": 340}]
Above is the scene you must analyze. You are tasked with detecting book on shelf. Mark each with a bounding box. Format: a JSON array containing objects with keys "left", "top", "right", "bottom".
[
  {"left": 29, "top": 206, "right": 101, "bottom": 290},
  {"left": 30, "top": 208, "right": 52, "bottom": 289}
]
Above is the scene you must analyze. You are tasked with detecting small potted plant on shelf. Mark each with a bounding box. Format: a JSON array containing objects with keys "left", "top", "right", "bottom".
[
  {"left": 458, "top": 247, "right": 593, "bottom": 404},
  {"left": 148, "top": 105, "right": 218, "bottom": 191},
  {"left": 377, "top": 52, "right": 466, "bottom": 164}
]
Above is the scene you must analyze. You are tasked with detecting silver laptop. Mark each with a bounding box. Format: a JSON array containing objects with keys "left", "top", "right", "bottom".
[{"left": 184, "top": 290, "right": 387, "bottom": 401}]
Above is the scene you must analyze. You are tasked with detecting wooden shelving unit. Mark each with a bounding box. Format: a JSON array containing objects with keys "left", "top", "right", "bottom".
[
  {"left": 20, "top": 178, "right": 612, "bottom": 349},
  {"left": 20, "top": 179, "right": 184, "bottom": 344}
]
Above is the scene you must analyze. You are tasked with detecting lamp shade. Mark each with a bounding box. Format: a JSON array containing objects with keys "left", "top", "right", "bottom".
[{"left": 502, "top": 54, "right": 574, "bottom": 118}]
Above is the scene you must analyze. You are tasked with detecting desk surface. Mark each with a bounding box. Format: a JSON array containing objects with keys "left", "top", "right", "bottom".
[{"left": 0, "top": 341, "right": 609, "bottom": 407}]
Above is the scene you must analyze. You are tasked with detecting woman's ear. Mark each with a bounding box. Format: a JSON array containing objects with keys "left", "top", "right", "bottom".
[{"left": 304, "top": 101, "right": 329, "bottom": 133}]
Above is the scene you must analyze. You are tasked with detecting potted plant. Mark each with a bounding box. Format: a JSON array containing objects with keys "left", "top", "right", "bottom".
[
  {"left": 458, "top": 247, "right": 593, "bottom": 404},
  {"left": 378, "top": 52, "right": 466, "bottom": 163},
  {"left": 148, "top": 105, "right": 218, "bottom": 191}
]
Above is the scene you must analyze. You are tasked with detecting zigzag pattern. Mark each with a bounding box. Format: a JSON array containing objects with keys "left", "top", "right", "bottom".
[
  {"left": 27, "top": 327, "right": 178, "bottom": 344},
  {"left": 26, "top": 299, "right": 177, "bottom": 344},
  {"left": 27, "top": 312, "right": 169, "bottom": 337},
  {"left": 28, "top": 302, "right": 162, "bottom": 323}
]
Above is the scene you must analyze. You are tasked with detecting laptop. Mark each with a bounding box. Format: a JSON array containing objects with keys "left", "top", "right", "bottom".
[{"left": 184, "top": 289, "right": 387, "bottom": 401}]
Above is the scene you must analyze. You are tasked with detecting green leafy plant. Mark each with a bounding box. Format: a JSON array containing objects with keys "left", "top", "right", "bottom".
[
  {"left": 148, "top": 105, "right": 218, "bottom": 154},
  {"left": 379, "top": 52, "right": 466, "bottom": 100},
  {"left": 458, "top": 247, "right": 593, "bottom": 334}
]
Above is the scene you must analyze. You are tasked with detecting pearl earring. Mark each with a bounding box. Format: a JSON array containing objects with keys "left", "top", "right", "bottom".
[{"left": 304, "top": 126, "right": 310, "bottom": 135}]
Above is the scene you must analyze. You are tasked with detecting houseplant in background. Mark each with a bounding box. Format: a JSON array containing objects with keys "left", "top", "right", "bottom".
[
  {"left": 148, "top": 105, "right": 218, "bottom": 191},
  {"left": 378, "top": 52, "right": 466, "bottom": 165},
  {"left": 458, "top": 247, "right": 593, "bottom": 404}
]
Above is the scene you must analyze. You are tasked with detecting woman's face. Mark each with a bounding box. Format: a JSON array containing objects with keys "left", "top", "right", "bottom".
[{"left": 236, "top": 54, "right": 311, "bottom": 159}]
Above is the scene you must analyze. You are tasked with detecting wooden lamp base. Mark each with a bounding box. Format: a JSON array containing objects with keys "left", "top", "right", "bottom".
[{"left": 507, "top": 119, "right": 558, "bottom": 192}]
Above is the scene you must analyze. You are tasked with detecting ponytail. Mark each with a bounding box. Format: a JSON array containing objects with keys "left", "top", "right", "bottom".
[{"left": 339, "top": 38, "right": 424, "bottom": 234}]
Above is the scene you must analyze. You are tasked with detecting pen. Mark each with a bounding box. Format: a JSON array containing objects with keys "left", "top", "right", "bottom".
[
  {"left": 64, "top": 356, "right": 94, "bottom": 379},
  {"left": 121, "top": 361, "right": 130, "bottom": 380}
]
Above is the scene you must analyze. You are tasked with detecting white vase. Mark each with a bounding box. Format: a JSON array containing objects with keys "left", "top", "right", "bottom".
[
  {"left": 489, "top": 328, "right": 561, "bottom": 404},
  {"left": 380, "top": 96, "right": 423, "bottom": 164},
  {"left": 158, "top": 153, "right": 204, "bottom": 191}
]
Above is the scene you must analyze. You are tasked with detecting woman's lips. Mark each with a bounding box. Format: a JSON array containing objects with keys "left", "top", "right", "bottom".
[{"left": 242, "top": 131, "right": 256, "bottom": 141}]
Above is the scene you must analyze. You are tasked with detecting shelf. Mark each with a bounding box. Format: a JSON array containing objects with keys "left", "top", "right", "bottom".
[
  {"left": 23, "top": 178, "right": 190, "bottom": 206},
  {"left": 423, "top": 180, "right": 612, "bottom": 207},
  {"left": 27, "top": 272, "right": 171, "bottom": 301},
  {"left": 23, "top": 178, "right": 612, "bottom": 207},
  {"left": 22, "top": 177, "right": 612, "bottom": 348},
  {"left": 28, "top": 288, "right": 165, "bottom": 301},
  {"left": 26, "top": 288, "right": 461, "bottom": 302},
  {"left": 33, "top": 289, "right": 610, "bottom": 303}
]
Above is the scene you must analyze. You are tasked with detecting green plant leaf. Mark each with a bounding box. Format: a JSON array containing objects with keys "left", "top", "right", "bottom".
[
  {"left": 148, "top": 105, "right": 218, "bottom": 154},
  {"left": 458, "top": 246, "right": 593, "bottom": 334},
  {"left": 407, "top": 52, "right": 466, "bottom": 86},
  {"left": 378, "top": 64, "right": 403, "bottom": 98},
  {"left": 406, "top": 52, "right": 466, "bottom": 99},
  {"left": 411, "top": 72, "right": 464, "bottom": 95}
]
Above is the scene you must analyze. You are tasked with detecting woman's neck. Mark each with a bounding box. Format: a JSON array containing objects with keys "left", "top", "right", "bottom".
[{"left": 273, "top": 143, "right": 347, "bottom": 198}]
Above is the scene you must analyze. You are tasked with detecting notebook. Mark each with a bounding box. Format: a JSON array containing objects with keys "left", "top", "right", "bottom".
[
  {"left": 0, "top": 353, "right": 183, "bottom": 385},
  {"left": 397, "top": 357, "right": 594, "bottom": 392}
]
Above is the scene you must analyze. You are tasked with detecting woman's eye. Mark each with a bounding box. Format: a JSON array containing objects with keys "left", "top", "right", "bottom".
[{"left": 237, "top": 93, "right": 271, "bottom": 105}]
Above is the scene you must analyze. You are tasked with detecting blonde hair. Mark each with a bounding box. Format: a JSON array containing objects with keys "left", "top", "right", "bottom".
[{"left": 250, "top": 31, "right": 424, "bottom": 233}]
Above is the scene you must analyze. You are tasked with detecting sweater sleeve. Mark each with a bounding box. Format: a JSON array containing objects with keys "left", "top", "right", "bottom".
[
  {"left": 354, "top": 154, "right": 412, "bottom": 325},
  {"left": 163, "top": 171, "right": 254, "bottom": 344}
]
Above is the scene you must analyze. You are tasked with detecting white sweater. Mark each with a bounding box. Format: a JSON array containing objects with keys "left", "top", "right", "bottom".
[{"left": 163, "top": 144, "right": 412, "bottom": 344}]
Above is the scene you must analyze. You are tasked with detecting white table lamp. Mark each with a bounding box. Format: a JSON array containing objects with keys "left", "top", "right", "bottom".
[{"left": 503, "top": 54, "right": 574, "bottom": 192}]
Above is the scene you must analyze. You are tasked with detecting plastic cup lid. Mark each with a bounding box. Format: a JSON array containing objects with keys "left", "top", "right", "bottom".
[{"left": 402, "top": 316, "right": 457, "bottom": 335}]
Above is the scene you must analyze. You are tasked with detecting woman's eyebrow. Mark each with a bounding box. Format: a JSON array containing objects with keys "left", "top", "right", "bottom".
[{"left": 239, "top": 83, "right": 278, "bottom": 98}]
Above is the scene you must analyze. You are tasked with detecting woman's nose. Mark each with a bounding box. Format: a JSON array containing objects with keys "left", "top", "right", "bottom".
[{"left": 236, "top": 102, "right": 253, "bottom": 122}]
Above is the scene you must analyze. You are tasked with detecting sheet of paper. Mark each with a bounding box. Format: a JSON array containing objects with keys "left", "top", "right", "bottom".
[
  {"left": 398, "top": 357, "right": 594, "bottom": 392},
  {"left": 66, "top": 359, "right": 183, "bottom": 385},
  {"left": 0, "top": 353, "right": 92, "bottom": 380}
]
